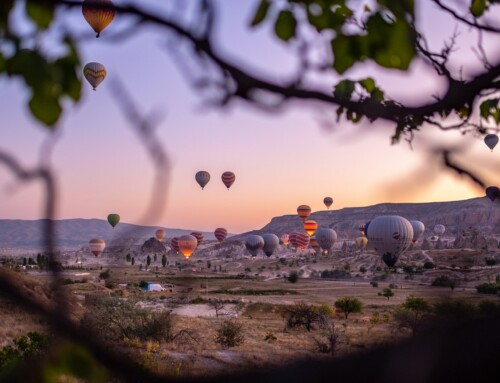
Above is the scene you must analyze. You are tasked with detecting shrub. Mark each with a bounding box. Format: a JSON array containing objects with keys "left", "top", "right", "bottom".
[
  {"left": 370, "top": 281, "right": 379, "bottom": 288},
  {"left": 476, "top": 283, "right": 499, "bottom": 295},
  {"left": 264, "top": 332, "right": 277, "bottom": 342},
  {"left": 99, "top": 269, "right": 111, "bottom": 280},
  {"left": 283, "top": 302, "right": 325, "bottom": 331},
  {"left": 485, "top": 258, "right": 497, "bottom": 266},
  {"left": 423, "top": 261, "right": 435, "bottom": 269},
  {"left": 139, "top": 280, "right": 148, "bottom": 289},
  {"left": 379, "top": 288, "right": 394, "bottom": 300},
  {"left": 334, "top": 297, "right": 363, "bottom": 319},
  {"left": 215, "top": 320, "right": 244, "bottom": 348},
  {"left": 0, "top": 332, "right": 49, "bottom": 370},
  {"left": 433, "top": 299, "right": 477, "bottom": 323},
  {"left": 393, "top": 296, "right": 430, "bottom": 336},
  {"left": 288, "top": 271, "right": 299, "bottom": 283},
  {"left": 432, "top": 275, "right": 457, "bottom": 291}
]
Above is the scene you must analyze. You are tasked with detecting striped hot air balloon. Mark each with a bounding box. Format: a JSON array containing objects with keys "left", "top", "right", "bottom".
[
  {"left": 214, "top": 228, "right": 228, "bottom": 243},
  {"left": 82, "top": 0, "right": 115, "bottom": 38},
  {"left": 221, "top": 171, "right": 236, "bottom": 190},
  {"left": 83, "top": 62, "right": 106, "bottom": 90},
  {"left": 295, "top": 232, "right": 310, "bottom": 250},
  {"left": 190, "top": 231, "right": 204, "bottom": 245},
  {"left": 245, "top": 235, "right": 264, "bottom": 257},
  {"left": 297, "top": 205, "right": 311, "bottom": 222},
  {"left": 155, "top": 229, "right": 166, "bottom": 242},
  {"left": 262, "top": 233, "right": 279, "bottom": 257},
  {"left": 289, "top": 232, "right": 299, "bottom": 249},
  {"left": 170, "top": 237, "right": 180, "bottom": 253},
  {"left": 280, "top": 233, "right": 290, "bottom": 245},
  {"left": 178, "top": 235, "right": 197, "bottom": 260},
  {"left": 89, "top": 238, "right": 105, "bottom": 257},
  {"left": 315, "top": 228, "right": 337, "bottom": 252},
  {"left": 195, "top": 171, "right": 210, "bottom": 189},
  {"left": 323, "top": 197, "right": 333, "bottom": 209},
  {"left": 304, "top": 220, "right": 318, "bottom": 237}
]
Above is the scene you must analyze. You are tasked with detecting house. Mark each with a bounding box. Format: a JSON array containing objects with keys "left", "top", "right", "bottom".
[{"left": 143, "top": 283, "right": 165, "bottom": 292}]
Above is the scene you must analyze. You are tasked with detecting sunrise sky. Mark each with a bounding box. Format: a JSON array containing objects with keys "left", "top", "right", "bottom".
[{"left": 1, "top": 1, "right": 499, "bottom": 233}]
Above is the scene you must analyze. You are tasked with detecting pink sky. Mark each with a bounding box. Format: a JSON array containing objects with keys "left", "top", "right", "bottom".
[{"left": 1, "top": 1, "right": 499, "bottom": 233}]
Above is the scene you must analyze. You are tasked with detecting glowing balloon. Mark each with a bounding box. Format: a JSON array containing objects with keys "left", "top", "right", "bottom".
[
  {"left": 366, "top": 215, "right": 413, "bottom": 267},
  {"left": 280, "top": 234, "right": 290, "bottom": 245},
  {"left": 410, "top": 220, "right": 425, "bottom": 243},
  {"left": 89, "top": 238, "right": 105, "bottom": 257},
  {"left": 83, "top": 62, "right": 106, "bottom": 91},
  {"left": 486, "top": 186, "right": 500, "bottom": 202},
  {"left": 82, "top": 0, "right": 115, "bottom": 38},
  {"left": 355, "top": 236, "right": 368, "bottom": 249},
  {"left": 170, "top": 237, "right": 180, "bottom": 253},
  {"left": 155, "top": 229, "right": 166, "bottom": 242},
  {"left": 107, "top": 213, "right": 120, "bottom": 228},
  {"left": 484, "top": 134, "right": 499, "bottom": 151},
  {"left": 178, "top": 235, "right": 197, "bottom": 260},
  {"left": 195, "top": 171, "right": 210, "bottom": 189},
  {"left": 323, "top": 197, "right": 333, "bottom": 209},
  {"left": 315, "top": 228, "right": 337, "bottom": 251},
  {"left": 262, "top": 233, "right": 279, "bottom": 257},
  {"left": 303, "top": 220, "right": 318, "bottom": 237},
  {"left": 245, "top": 235, "right": 264, "bottom": 257},
  {"left": 190, "top": 231, "right": 204, "bottom": 245},
  {"left": 434, "top": 224, "right": 445, "bottom": 236},
  {"left": 297, "top": 205, "right": 311, "bottom": 222},
  {"left": 221, "top": 171, "right": 236, "bottom": 190},
  {"left": 214, "top": 228, "right": 228, "bottom": 243}
]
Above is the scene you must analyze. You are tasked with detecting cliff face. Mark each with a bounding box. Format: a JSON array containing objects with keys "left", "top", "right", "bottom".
[
  {"left": 249, "top": 197, "right": 500, "bottom": 239},
  {"left": 140, "top": 238, "right": 168, "bottom": 255}
]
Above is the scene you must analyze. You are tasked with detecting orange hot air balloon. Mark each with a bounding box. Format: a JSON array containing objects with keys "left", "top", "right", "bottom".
[
  {"left": 170, "top": 237, "right": 179, "bottom": 253},
  {"left": 221, "top": 171, "right": 236, "bottom": 190},
  {"left": 155, "top": 229, "right": 166, "bottom": 242},
  {"left": 89, "top": 238, "right": 105, "bottom": 257},
  {"left": 190, "top": 231, "right": 204, "bottom": 245},
  {"left": 297, "top": 205, "right": 311, "bottom": 222},
  {"left": 304, "top": 220, "right": 318, "bottom": 236},
  {"left": 214, "top": 228, "right": 228, "bottom": 243},
  {"left": 82, "top": 0, "right": 116, "bottom": 38},
  {"left": 178, "top": 234, "right": 198, "bottom": 260}
]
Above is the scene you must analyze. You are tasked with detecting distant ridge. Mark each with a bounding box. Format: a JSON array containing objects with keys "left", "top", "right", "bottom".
[{"left": 0, "top": 218, "right": 217, "bottom": 249}]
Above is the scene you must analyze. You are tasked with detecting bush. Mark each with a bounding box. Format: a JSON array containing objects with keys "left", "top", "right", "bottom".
[
  {"left": 139, "top": 280, "right": 148, "bottom": 289},
  {"left": 215, "top": 320, "right": 244, "bottom": 348},
  {"left": 264, "top": 332, "right": 277, "bottom": 342},
  {"left": 0, "top": 332, "right": 49, "bottom": 370},
  {"left": 99, "top": 269, "right": 111, "bottom": 280},
  {"left": 393, "top": 296, "right": 430, "bottom": 336},
  {"left": 370, "top": 281, "right": 379, "bottom": 288},
  {"left": 423, "top": 261, "right": 435, "bottom": 269},
  {"left": 321, "top": 269, "right": 351, "bottom": 279},
  {"left": 283, "top": 302, "right": 326, "bottom": 331},
  {"left": 485, "top": 258, "right": 497, "bottom": 266},
  {"left": 379, "top": 288, "right": 394, "bottom": 300},
  {"left": 432, "top": 275, "right": 457, "bottom": 291},
  {"left": 433, "top": 299, "right": 477, "bottom": 323},
  {"left": 334, "top": 297, "right": 363, "bottom": 319},
  {"left": 288, "top": 271, "right": 299, "bottom": 283},
  {"left": 476, "top": 283, "right": 499, "bottom": 295}
]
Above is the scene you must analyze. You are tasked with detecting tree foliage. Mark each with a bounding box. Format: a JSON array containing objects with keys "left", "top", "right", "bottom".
[{"left": 334, "top": 297, "right": 363, "bottom": 319}]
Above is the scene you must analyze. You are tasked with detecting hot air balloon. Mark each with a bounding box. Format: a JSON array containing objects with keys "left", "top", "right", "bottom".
[
  {"left": 295, "top": 232, "right": 310, "bottom": 250},
  {"left": 484, "top": 134, "right": 499, "bottom": 152},
  {"left": 297, "top": 205, "right": 311, "bottom": 222},
  {"left": 289, "top": 232, "right": 299, "bottom": 249},
  {"left": 486, "top": 186, "right": 500, "bottom": 202},
  {"left": 155, "top": 229, "right": 166, "bottom": 242},
  {"left": 358, "top": 223, "right": 366, "bottom": 236},
  {"left": 315, "top": 228, "right": 337, "bottom": 252},
  {"left": 195, "top": 171, "right": 210, "bottom": 189},
  {"left": 89, "top": 238, "right": 105, "bottom": 257},
  {"left": 245, "top": 235, "right": 264, "bottom": 257},
  {"left": 310, "top": 236, "right": 320, "bottom": 253},
  {"left": 190, "top": 231, "right": 204, "bottom": 245},
  {"left": 355, "top": 236, "right": 368, "bottom": 249},
  {"left": 170, "top": 237, "right": 180, "bottom": 253},
  {"left": 280, "top": 234, "right": 290, "bottom": 246},
  {"left": 177, "top": 235, "right": 197, "bottom": 260},
  {"left": 221, "top": 171, "right": 236, "bottom": 190},
  {"left": 262, "top": 233, "right": 279, "bottom": 257},
  {"left": 410, "top": 220, "right": 425, "bottom": 243},
  {"left": 366, "top": 215, "right": 413, "bottom": 267},
  {"left": 214, "top": 228, "right": 228, "bottom": 243},
  {"left": 83, "top": 62, "right": 106, "bottom": 91},
  {"left": 82, "top": 0, "right": 115, "bottom": 38},
  {"left": 323, "top": 197, "right": 333, "bottom": 209},
  {"left": 434, "top": 224, "right": 445, "bottom": 237},
  {"left": 107, "top": 213, "right": 120, "bottom": 228},
  {"left": 303, "top": 220, "right": 318, "bottom": 237}
]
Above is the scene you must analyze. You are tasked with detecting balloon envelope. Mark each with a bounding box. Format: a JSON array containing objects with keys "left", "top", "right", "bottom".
[
  {"left": 310, "top": 236, "right": 320, "bottom": 252},
  {"left": 245, "top": 235, "right": 264, "bottom": 257},
  {"left": 294, "top": 232, "right": 310, "bottom": 250},
  {"left": 89, "top": 238, "right": 105, "bottom": 257},
  {"left": 262, "top": 233, "right": 279, "bottom": 257},
  {"left": 434, "top": 224, "right": 445, "bottom": 236},
  {"left": 486, "top": 186, "right": 500, "bottom": 202},
  {"left": 355, "top": 236, "right": 368, "bottom": 249},
  {"left": 297, "top": 205, "right": 311, "bottom": 222},
  {"left": 484, "top": 134, "right": 499, "bottom": 151},
  {"left": 303, "top": 220, "right": 318, "bottom": 237},
  {"left": 107, "top": 213, "right": 120, "bottom": 228},
  {"left": 214, "top": 228, "right": 228, "bottom": 243},
  {"left": 178, "top": 235, "right": 197, "bottom": 259},
  {"left": 280, "top": 234, "right": 290, "bottom": 245},
  {"left": 315, "top": 228, "right": 337, "bottom": 251},
  {"left": 170, "top": 237, "right": 179, "bottom": 253},
  {"left": 366, "top": 215, "right": 413, "bottom": 267},
  {"left": 83, "top": 62, "right": 106, "bottom": 90},
  {"left": 82, "top": 0, "right": 115, "bottom": 37},
  {"left": 410, "top": 220, "right": 425, "bottom": 243},
  {"left": 190, "top": 231, "right": 204, "bottom": 245},
  {"left": 195, "top": 171, "right": 210, "bottom": 189},
  {"left": 323, "top": 197, "right": 333, "bottom": 209},
  {"left": 221, "top": 171, "right": 236, "bottom": 190}
]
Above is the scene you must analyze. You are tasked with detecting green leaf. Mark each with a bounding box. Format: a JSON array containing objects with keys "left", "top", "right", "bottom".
[
  {"left": 306, "top": 1, "right": 353, "bottom": 32},
  {"left": 274, "top": 10, "right": 296, "bottom": 41},
  {"left": 334, "top": 79, "right": 355, "bottom": 100},
  {"left": 26, "top": 0, "right": 54, "bottom": 29},
  {"left": 29, "top": 93, "right": 61, "bottom": 127},
  {"left": 359, "top": 77, "right": 376, "bottom": 92},
  {"left": 331, "top": 34, "right": 362, "bottom": 74},
  {"left": 251, "top": 0, "right": 271, "bottom": 26},
  {"left": 470, "top": 0, "right": 487, "bottom": 17}
]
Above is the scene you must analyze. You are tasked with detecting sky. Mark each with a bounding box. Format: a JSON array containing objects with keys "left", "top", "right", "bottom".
[{"left": 1, "top": 0, "right": 500, "bottom": 233}]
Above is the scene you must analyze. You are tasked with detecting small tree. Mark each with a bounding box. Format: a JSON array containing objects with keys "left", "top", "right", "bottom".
[
  {"left": 99, "top": 269, "right": 111, "bottom": 281},
  {"left": 126, "top": 253, "right": 131, "bottom": 263},
  {"left": 153, "top": 254, "right": 157, "bottom": 262},
  {"left": 131, "top": 257, "right": 135, "bottom": 266},
  {"left": 283, "top": 302, "right": 325, "bottom": 332},
  {"left": 215, "top": 320, "right": 244, "bottom": 348},
  {"left": 313, "top": 314, "right": 340, "bottom": 356},
  {"left": 146, "top": 255, "right": 151, "bottom": 268},
  {"left": 393, "top": 295, "right": 430, "bottom": 336},
  {"left": 209, "top": 299, "right": 226, "bottom": 318},
  {"left": 161, "top": 254, "right": 167, "bottom": 268},
  {"left": 423, "top": 261, "right": 435, "bottom": 269},
  {"left": 334, "top": 297, "right": 363, "bottom": 319},
  {"left": 380, "top": 288, "right": 394, "bottom": 300},
  {"left": 288, "top": 271, "right": 299, "bottom": 283}
]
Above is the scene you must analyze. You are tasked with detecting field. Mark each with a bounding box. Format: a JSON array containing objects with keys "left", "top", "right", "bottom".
[{"left": 1, "top": 246, "right": 499, "bottom": 377}]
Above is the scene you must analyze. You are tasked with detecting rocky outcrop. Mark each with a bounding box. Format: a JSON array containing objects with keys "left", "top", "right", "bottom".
[{"left": 140, "top": 237, "right": 167, "bottom": 255}]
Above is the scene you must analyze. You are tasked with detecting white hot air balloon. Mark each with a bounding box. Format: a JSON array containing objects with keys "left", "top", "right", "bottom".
[
  {"left": 245, "top": 235, "right": 264, "bottom": 257},
  {"left": 262, "top": 233, "right": 279, "bottom": 257},
  {"left": 315, "top": 228, "right": 337, "bottom": 252},
  {"left": 434, "top": 224, "right": 445, "bottom": 237},
  {"left": 366, "top": 215, "right": 413, "bottom": 267},
  {"left": 410, "top": 220, "right": 425, "bottom": 243}
]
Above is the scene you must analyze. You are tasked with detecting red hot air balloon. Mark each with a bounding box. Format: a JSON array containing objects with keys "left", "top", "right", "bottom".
[
  {"left": 170, "top": 237, "right": 180, "bottom": 253},
  {"left": 304, "top": 220, "right": 318, "bottom": 237},
  {"left": 295, "top": 232, "right": 310, "bottom": 250},
  {"left": 297, "top": 205, "right": 311, "bottom": 222},
  {"left": 221, "top": 171, "right": 236, "bottom": 190},
  {"left": 214, "top": 228, "right": 228, "bottom": 243},
  {"left": 190, "top": 231, "right": 204, "bottom": 245},
  {"left": 155, "top": 229, "right": 166, "bottom": 242},
  {"left": 89, "top": 238, "right": 105, "bottom": 257}
]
